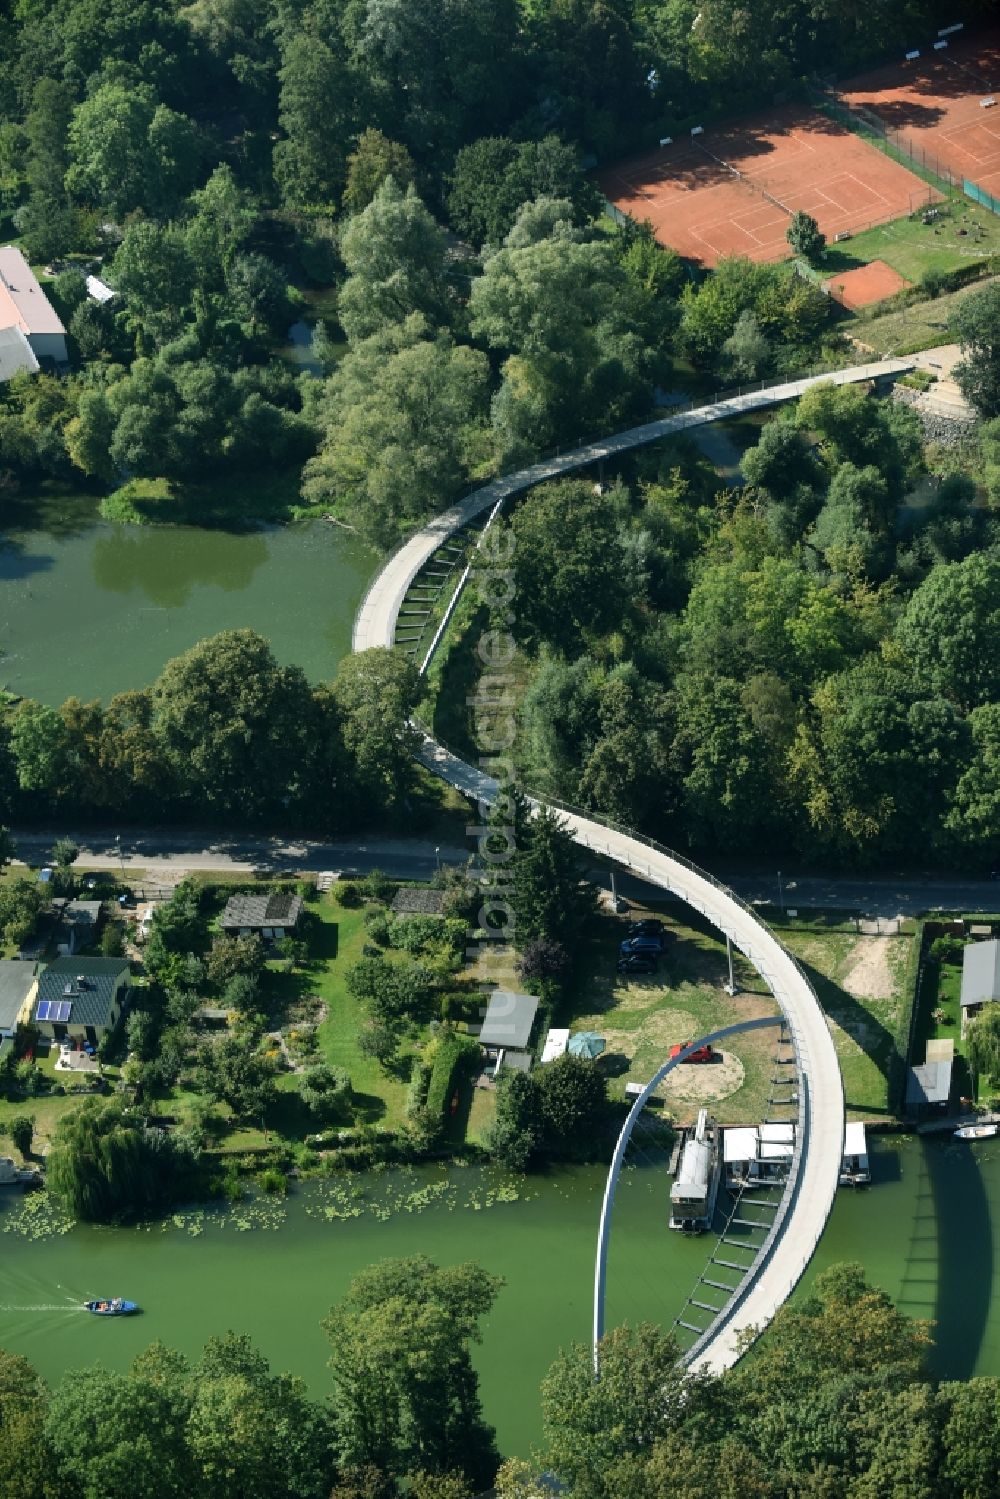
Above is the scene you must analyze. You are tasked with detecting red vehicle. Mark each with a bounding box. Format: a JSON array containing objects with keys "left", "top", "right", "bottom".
[{"left": 669, "top": 1042, "right": 713, "bottom": 1064}]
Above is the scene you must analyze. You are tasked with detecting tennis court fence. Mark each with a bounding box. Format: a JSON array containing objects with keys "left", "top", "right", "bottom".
[
  {"left": 965, "top": 178, "right": 1000, "bottom": 215},
  {"left": 820, "top": 89, "right": 1000, "bottom": 216}
]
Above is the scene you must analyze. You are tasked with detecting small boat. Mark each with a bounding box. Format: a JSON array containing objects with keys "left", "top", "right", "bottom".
[
  {"left": 954, "top": 1124, "right": 999, "bottom": 1141},
  {"left": 84, "top": 1299, "right": 139, "bottom": 1316}
]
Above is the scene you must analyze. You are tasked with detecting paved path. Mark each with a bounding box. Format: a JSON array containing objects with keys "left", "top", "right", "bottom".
[{"left": 350, "top": 367, "right": 929, "bottom": 1372}]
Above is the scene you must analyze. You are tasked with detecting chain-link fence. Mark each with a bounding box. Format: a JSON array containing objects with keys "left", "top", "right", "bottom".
[{"left": 965, "top": 177, "right": 1000, "bottom": 216}]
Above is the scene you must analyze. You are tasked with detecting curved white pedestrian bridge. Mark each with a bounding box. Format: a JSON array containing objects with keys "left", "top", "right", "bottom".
[{"left": 353, "top": 360, "right": 914, "bottom": 1371}]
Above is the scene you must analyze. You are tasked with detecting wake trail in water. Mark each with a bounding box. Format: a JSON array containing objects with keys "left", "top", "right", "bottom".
[{"left": 0, "top": 1304, "right": 87, "bottom": 1312}]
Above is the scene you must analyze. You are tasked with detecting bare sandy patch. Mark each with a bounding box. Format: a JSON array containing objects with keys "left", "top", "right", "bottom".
[
  {"left": 659, "top": 1049, "right": 745, "bottom": 1105},
  {"left": 600, "top": 1007, "right": 746, "bottom": 1106},
  {"left": 841, "top": 936, "right": 904, "bottom": 1001}
]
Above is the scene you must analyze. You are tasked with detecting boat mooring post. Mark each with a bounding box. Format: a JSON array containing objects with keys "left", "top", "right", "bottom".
[{"left": 592, "top": 1016, "right": 785, "bottom": 1378}]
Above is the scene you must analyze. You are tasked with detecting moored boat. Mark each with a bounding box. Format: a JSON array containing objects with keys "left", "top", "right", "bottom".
[
  {"left": 669, "top": 1109, "right": 721, "bottom": 1233},
  {"left": 84, "top": 1299, "right": 139, "bottom": 1316},
  {"left": 954, "top": 1124, "right": 1000, "bottom": 1141}
]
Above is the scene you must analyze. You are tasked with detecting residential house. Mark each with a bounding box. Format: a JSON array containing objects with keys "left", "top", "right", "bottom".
[
  {"left": 0, "top": 247, "right": 67, "bottom": 367},
  {"left": 220, "top": 891, "right": 303, "bottom": 941},
  {"left": 961, "top": 938, "right": 1000, "bottom": 1036},
  {"left": 53, "top": 899, "right": 103, "bottom": 956},
  {"left": 390, "top": 887, "right": 446, "bottom": 917},
  {"left": 478, "top": 989, "right": 539, "bottom": 1076},
  {"left": 0, "top": 961, "right": 38, "bottom": 1042},
  {"left": 32, "top": 957, "right": 130, "bottom": 1046}
]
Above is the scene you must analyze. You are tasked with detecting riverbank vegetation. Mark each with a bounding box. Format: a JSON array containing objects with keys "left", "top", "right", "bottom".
[{"left": 0, "top": 630, "right": 432, "bottom": 834}]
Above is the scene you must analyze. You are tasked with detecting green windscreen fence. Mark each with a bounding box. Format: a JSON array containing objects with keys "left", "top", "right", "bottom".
[{"left": 964, "top": 178, "right": 1000, "bottom": 216}]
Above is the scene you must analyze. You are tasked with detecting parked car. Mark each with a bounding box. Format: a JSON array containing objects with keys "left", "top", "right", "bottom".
[
  {"left": 669, "top": 1042, "right": 713, "bottom": 1064},
  {"left": 628, "top": 919, "right": 666, "bottom": 939},
  {"left": 619, "top": 936, "right": 664, "bottom": 958},
  {"left": 617, "top": 953, "right": 657, "bottom": 975}
]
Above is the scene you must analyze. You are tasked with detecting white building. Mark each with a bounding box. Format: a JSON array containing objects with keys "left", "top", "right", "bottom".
[{"left": 0, "top": 246, "right": 67, "bottom": 368}]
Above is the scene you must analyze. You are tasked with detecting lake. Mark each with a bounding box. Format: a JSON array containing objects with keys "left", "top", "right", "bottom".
[
  {"left": 2, "top": 1134, "right": 998, "bottom": 1457},
  {"left": 0, "top": 495, "right": 374, "bottom": 704}
]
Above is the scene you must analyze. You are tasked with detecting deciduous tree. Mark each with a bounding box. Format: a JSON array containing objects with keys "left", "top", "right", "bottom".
[{"left": 324, "top": 1256, "right": 501, "bottom": 1487}]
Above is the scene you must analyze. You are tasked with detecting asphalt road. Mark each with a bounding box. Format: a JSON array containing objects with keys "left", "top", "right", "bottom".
[
  {"left": 11, "top": 828, "right": 998, "bottom": 916},
  {"left": 9, "top": 829, "right": 470, "bottom": 883}
]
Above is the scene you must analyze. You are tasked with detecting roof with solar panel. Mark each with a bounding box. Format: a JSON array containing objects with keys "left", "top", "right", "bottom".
[{"left": 34, "top": 957, "right": 130, "bottom": 1029}]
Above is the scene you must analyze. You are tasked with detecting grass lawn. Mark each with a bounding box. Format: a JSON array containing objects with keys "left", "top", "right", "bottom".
[
  {"left": 310, "top": 895, "right": 411, "bottom": 1129},
  {"left": 773, "top": 915, "right": 914, "bottom": 1118},
  {"left": 564, "top": 907, "right": 780, "bottom": 1128},
  {"left": 819, "top": 195, "right": 1000, "bottom": 285},
  {"left": 560, "top": 905, "right": 915, "bottom": 1124},
  {"left": 0, "top": 1091, "right": 79, "bottom": 1155},
  {"left": 846, "top": 270, "right": 1000, "bottom": 355},
  {"left": 912, "top": 951, "right": 975, "bottom": 1103}
]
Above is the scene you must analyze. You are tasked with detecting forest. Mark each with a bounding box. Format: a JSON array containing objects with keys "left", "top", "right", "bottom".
[
  {"left": 0, "top": 0, "right": 993, "bottom": 538},
  {"left": 446, "top": 373, "right": 1000, "bottom": 869},
  {"left": 0, "top": 631, "right": 422, "bottom": 831}
]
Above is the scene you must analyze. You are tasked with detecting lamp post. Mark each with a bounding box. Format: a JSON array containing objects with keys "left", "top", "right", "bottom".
[
  {"left": 724, "top": 935, "right": 736, "bottom": 995},
  {"left": 777, "top": 869, "right": 784, "bottom": 915},
  {"left": 115, "top": 835, "right": 126, "bottom": 885},
  {"left": 434, "top": 845, "right": 441, "bottom": 874}
]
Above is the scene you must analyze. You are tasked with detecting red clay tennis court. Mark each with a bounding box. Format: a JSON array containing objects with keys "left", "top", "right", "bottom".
[
  {"left": 597, "top": 105, "right": 937, "bottom": 267},
  {"left": 823, "top": 259, "right": 911, "bottom": 310},
  {"left": 839, "top": 26, "right": 1000, "bottom": 201}
]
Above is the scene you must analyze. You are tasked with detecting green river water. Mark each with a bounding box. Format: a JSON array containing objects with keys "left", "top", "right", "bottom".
[
  {"left": 1, "top": 1134, "right": 998, "bottom": 1456},
  {"left": 0, "top": 497, "right": 374, "bottom": 704}
]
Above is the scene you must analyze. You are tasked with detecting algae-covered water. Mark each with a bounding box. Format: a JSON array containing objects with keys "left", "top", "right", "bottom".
[
  {"left": 0, "top": 495, "right": 373, "bottom": 704},
  {"left": 0, "top": 1161, "right": 705, "bottom": 1457},
  {"left": 2, "top": 1136, "right": 999, "bottom": 1456}
]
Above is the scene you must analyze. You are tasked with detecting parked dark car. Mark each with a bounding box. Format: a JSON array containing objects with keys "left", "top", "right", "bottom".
[
  {"left": 617, "top": 953, "right": 657, "bottom": 975},
  {"left": 628, "top": 919, "right": 666, "bottom": 938},
  {"left": 619, "top": 936, "right": 664, "bottom": 958}
]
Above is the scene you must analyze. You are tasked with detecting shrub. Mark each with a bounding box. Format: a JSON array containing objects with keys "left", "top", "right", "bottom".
[
  {"left": 388, "top": 915, "right": 446, "bottom": 953},
  {"left": 338, "top": 882, "right": 363, "bottom": 908},
  {"left": 99, "top": 477, "right": 177, "bottom": 525},
  {"left": 221, "top": 1161, "right": 244, "bottom": 1202},
  {"left": 425, "top": 1033, "right": 479, "bottom": 1125},
  {"left": 364, "top": 910, "right": 393, "bottom": 945},
  {"left": 920, "top": 266, "right": 949, "bottom": 299},
  {"left": 930, "top": 935, "right": 964, "bottom": 965},
  {"left": 405, "top": 1060, "right": 432, "bottom": 1117},
  {"left": 258, "top": 1167, "right": 287, "bottom": 1195},
  {"left": 361, "top": 868, "right": 397, "bottom": 904},
  {"left": 100, "top": 921, "right": 125, "bottom": 957}
]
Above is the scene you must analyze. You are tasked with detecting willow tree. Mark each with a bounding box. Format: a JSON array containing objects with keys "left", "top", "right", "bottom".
[{"left": 47, "top": 1100, "right": 194, "bottom": 1222}]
